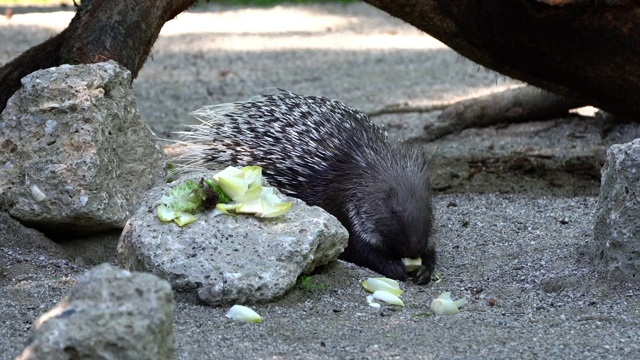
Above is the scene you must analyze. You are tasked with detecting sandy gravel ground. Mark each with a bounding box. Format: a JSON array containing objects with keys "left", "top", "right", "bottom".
[{"left": 1, "top": 3, "right": 639, "bottom": 359}]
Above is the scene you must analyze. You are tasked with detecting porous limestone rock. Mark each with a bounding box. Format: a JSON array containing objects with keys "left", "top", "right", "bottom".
[
  {"left": 592, "top": 139, "right": 640, "bottom": 281},
  {"left": 0, "top": 61, "right": 167, "bottom": 235},
  {"left": 117, "top": 172, "right": 349, "bottom": 306},
  {"left": 17, "top": 263, "right": 175, "bottom": 360}
]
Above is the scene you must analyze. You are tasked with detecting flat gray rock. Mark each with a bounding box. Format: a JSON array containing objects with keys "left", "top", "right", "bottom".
[
  {"left": 592, "top": 138, "right": 640, "bottom": 281},
  {"left": 17, "top": 263, "right": 175, "bottom": 360},
  {"left": 117, "top": 172, "right": 349, "bottom": 306},
  {"left": 0, "top": 61, "right": 167, "bottom": 235}
]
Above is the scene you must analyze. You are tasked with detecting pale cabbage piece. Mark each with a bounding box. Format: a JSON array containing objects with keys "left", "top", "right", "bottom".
[
  {"left": 216, "top": 166, "right": 292, "bottom": 216},
  {"left": 372, "top": 277, "right": 400, "bottom": 288},
  {"left": 372, "top": 290, "right": 405, "bottom": 307},
  {"left": 215, "top": 202, "right": 240, "bottom": 215},
  {"left": 366, "top": 295, "right": 381, "bottom": 308},
  {"left": 157, "top": 205, "right": 197, "bottom": 226},
  {"left": 226, "top": 305, "right": 262, "bottom": 323},
  {"left": 362, "top": 277, "right": 404, "bottom": 296},
  {"left": 159, "top": 165, "right": 292, "bottom": 226},
  {"left": 260, "top": 187, "right": 278, "bottom": 204},
  {"left": 235, "top": 184, "right": 263, "bottom": 203},
  {"left": 402, "top": 257, "right": 422, "bottom": 272},
  {"left": 157, "top": 204, "right": 177, "bottom": 222},
  {"left": 430, "top": 299, "right": 459, "bottom": 315},
  {"left": 236, "top": 197, "right": 263, "bottom": 214},
  {"left": 217, "top": 176, "right": 249, "bottom": 201},
  {"left": 257, "top": 200, "right": 292, "bottom": 218},
  {"left": 174, "top": 212, "right": 197, "bottom": 227},
  {"left": 430, "top": 292, "right": 467, "bottom": 315},
  {"left": 212, "top": 166, "right": 244, "bottom": 183},
  {"left": 257, "top": 188, "right": 293, "bottom": 217},
  {"left": 240, "top": 165, "right": 263, "bottom": 188}
]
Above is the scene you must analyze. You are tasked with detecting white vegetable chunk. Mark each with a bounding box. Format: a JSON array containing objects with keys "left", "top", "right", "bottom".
[
  {"left": 362, "top": 277, "right": 404, "bottom": 296},
  {"left": 372, "top": 290, "right": 405, "bottom": 307},
  {"left": 366, "top": 295, "right": 382, "bottom": 308},
  {"left": 401, "top": 257, "right": 422, "bottom": 272},
  {"left": 430, "top": 292, "right": 467, "bottom": 315},
  {"left": 225, "top": 305, "right": 262, "bottom": 323}
]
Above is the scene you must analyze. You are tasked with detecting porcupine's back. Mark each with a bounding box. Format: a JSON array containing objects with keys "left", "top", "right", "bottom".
[
  {"left": 180, "top": 90, "right": 435, "bottom": 283},
  {"left": 180, "top": 90, "right": 388, "bottom": 203}
]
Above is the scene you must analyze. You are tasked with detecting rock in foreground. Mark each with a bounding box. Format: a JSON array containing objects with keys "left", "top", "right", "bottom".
[
  {"left": 17, "top": 263, "right": 175, "bottom": 360},
  {"left": 117, "top": 172, "right": 348, "bottom": 306}
]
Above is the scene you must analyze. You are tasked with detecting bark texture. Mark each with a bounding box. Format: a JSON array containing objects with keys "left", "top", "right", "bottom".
[
  {"left": 428, "top": 85, "right": 585, "bottom": 140},
  {"left": 0, "top": 0, "right": 195, "bottom": 113},
  {"left": 363, "top": 0, "right": 640, "bottom": 119}
]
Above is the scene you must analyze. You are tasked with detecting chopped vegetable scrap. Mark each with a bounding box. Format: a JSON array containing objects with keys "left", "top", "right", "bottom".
[
  {"left": 226, "top": 305, "right": 262, "bottom": 323},
  {"left": 157, "top": 166, "right": 292, "bottom": 226}
]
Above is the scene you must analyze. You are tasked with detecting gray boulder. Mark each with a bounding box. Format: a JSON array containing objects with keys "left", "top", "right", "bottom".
[
  {"left": 592, "top": 139, "right": 640, "bottom": 281},
  {"left": 117, "top": 172, "right": 349, "bottom": 306},
  {"left": 17, "top": 263, "right": 175, "bottom": 360},
  {"left": 0, "top": 61, "right": 167, "bottom": 235}
]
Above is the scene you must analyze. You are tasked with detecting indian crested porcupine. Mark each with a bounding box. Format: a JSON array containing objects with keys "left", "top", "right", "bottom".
[{"left": 178, "top": 90, "right": 435, "bottom": 284}]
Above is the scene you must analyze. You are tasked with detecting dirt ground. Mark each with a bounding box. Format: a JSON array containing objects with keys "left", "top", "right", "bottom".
[{"left": 1, "top": 2, "right": 640, "bottom": 359}]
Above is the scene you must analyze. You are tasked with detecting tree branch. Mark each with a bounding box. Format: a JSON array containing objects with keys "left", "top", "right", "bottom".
[
  {"left": 363, "top": 0, "right": 640, "bottom": 119},
  {"left": 0, "top": 0, "right": 196, "bottom": 113}
]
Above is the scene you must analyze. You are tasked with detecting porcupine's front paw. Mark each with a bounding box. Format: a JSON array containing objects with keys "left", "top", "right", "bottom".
[
  {"left": 411, "top": 266, "right": 433, "bottom": 285},
  {"left": 410, "top": 249, "right": 436, "bottom": 285}
]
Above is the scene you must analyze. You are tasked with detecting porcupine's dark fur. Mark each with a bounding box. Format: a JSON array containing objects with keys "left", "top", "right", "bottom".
[{"left": 179, "top": 90, "right": 435, "bottom": 284}]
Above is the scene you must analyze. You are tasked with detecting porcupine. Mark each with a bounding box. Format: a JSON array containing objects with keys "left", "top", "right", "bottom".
[{"left": 179, "top": 90, "right": 435, "bottom": 284}]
